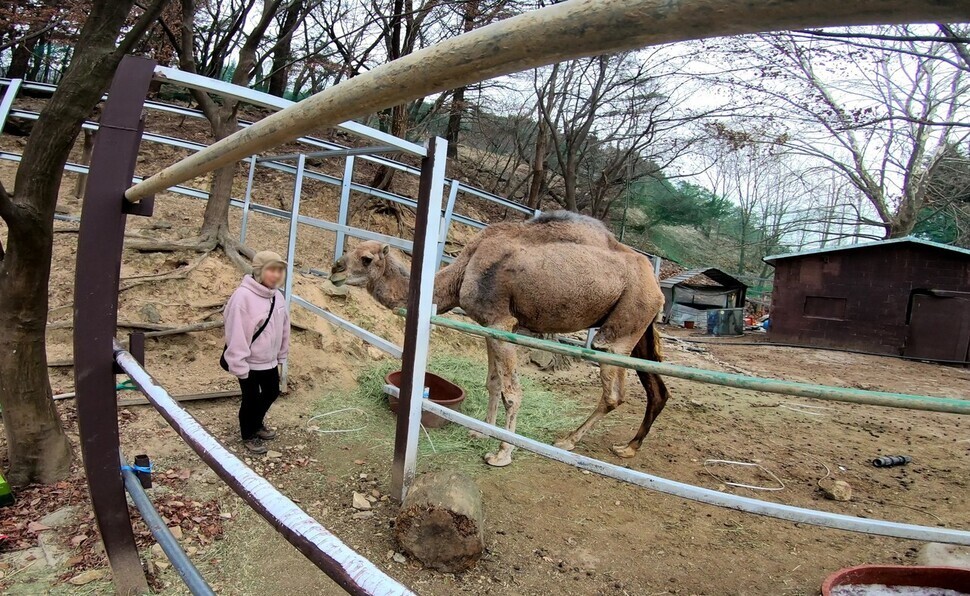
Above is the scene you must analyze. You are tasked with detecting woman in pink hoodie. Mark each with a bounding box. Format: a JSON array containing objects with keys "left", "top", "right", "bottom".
[{"left": 223, "top": 251, "right": 291, "bottom": 454}]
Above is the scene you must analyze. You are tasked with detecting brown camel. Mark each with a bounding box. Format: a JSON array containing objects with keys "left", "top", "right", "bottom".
[{"left": 330, "top": 211, "right": 671, "bottom": 467}]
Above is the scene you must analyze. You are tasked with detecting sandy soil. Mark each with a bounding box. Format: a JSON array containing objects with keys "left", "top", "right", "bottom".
[{"left": 1, "top": 105, "right": 969, "bottom": 595}]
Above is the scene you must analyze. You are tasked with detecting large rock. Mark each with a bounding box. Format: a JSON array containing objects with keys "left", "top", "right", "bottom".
[
  {"left": 918, "top": 543, "right": 970, "bottom": 569},
  {"left": 395, "top": 471, "right": 485, "bottom": 573}
]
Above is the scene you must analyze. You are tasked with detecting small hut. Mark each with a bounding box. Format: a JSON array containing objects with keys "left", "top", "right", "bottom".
[{"left": 660, "top": 268, "right": 747, "bottom": 328}]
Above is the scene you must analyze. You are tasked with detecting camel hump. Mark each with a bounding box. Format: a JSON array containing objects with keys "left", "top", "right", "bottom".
[{"left": 527, "top": 210, "right": 607, "bottom": 230}]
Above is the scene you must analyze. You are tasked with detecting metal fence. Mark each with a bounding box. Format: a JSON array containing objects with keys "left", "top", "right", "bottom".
[{"left": 23, "top": 1, "right": 970, "bottom": 592}]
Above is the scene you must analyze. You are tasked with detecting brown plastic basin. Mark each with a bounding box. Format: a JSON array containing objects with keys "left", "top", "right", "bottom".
[
  {"left": 822, "top": 565, "right": 970, "bottom": 595},
  {"left": 385, "top": 370, "right": 466, "bottom": 429}
]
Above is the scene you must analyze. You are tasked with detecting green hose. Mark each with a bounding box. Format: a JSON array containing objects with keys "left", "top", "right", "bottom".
[{"left": 421, "top": 313, "right": 969, "bottom": 415}]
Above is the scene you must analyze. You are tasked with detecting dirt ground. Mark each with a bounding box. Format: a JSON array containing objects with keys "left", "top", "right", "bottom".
[{"left": 1, "top": 111, "right": 970, "bottom": 595}]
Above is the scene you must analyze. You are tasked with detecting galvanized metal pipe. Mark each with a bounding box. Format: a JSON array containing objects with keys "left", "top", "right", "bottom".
[
  {"left": 119, "top": 452, "right": 215, "bottom": 596},
  {"left": 420, "top": 400, "right": 970, "bottom": 545},
  {"left": 113, "top": 343, "right": 414, "bottom": 596},
  {"left": 124, "top": 0, "right": 967, "bottom": 202},
  {"left": 424, "top": 315, "right": 970, "bottom": 415},
  {"left": 256, "top": 145, "right": 400, "bottom": 163}
]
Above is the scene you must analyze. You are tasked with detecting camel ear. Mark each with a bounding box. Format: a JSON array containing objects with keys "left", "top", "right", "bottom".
[{"left": 381, "top": 244, "right": 390, "bottom": 256}]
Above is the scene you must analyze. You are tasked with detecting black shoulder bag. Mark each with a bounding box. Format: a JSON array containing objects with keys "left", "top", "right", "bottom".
[{"left": 220, "top": 294, "right": 276, "bottom": 372}]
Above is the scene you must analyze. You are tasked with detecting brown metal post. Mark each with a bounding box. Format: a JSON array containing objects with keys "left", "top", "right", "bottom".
[
  {"left": 73, "top": 55, "right": 156, "bottom": 595},
  {"left": 390, "top": 137, "right": 446, "bottom": 500}
]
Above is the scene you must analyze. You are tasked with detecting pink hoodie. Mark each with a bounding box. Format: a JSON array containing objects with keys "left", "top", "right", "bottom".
[{"left": 223, "top": 275, "right": 290, "bottom": 379}]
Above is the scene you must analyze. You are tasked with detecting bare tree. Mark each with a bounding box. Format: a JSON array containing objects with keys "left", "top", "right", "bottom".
[
  {"left": 0, "top": 0, "right": 167, "bottom": 485},
  {"left": 133, "top": 0, "right": 302, "bottom": 269},
  {"left": 709, "top": 28, "right": 970, "bottom": 238}
]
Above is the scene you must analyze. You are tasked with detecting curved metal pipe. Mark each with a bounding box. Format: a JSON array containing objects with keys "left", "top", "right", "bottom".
[{"left": 125, "top": 0, "right": 970, "bottom": 201}]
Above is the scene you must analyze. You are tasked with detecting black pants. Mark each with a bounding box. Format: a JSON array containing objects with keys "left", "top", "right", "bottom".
[{"left": 238, "top": 367, "right": 280, "bottom": 440}]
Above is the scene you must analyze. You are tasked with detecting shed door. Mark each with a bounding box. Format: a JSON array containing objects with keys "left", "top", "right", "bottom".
[{"left": 904, "top": 294, "right": 970, "bottom": 363}]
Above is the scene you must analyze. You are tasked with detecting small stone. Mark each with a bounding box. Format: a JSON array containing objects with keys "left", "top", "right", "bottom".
[
  {"left": 359, "top": 473, "right": 368, "bottom": 480},
  {"left": 820, "top": 479, "right": 853, "bottom": 502},
  {"left": 386, "top": 550, "right": 395, "bottom": 560},
  {"left": 69, "top": 569, "right": 107, "bottom": 585},
  {"left": 352, "top": 492, "right": 371, "bottom": 510},
  {"left": 151, "top": 543, "right": 164, "bottom": 557},
  {"left": 168, "top": 526, "right": 183, "bottom": 540},
  {"left": 156, "top": 560, "right": 171, "bottom": 570},
  {"left": 324, "top": 281, "right": 350, "bottom": 297},
  {"left": 186, "top": 547, "right": 198, "bottom": 557},
  {"left": 392, "top": 552, "right": 407, "bottom": 564},
  {"left": 352, "top": 511, "right": 374, "bottom": 520},
  {"left": 266, "top": 450, "right": 283, "bottom": 459},
  {"left": 370, "top": 489, "right": 381, "bottom": 498},
  {"left": 140, "top": 303, "right": 162, "bottom": 324},
  {"left": 219, "top": 512, "right": 232, "bottom": 519},
  {"left": 366, "top": 495, "right": 377, "bottom": 503}
]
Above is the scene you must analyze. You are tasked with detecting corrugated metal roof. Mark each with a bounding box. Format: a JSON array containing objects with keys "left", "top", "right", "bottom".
[
  {"left": 764, "top": 236, "right": 970, "bottom": 264},
  {"left": 659, "top": 267, "right": 747, "bottom": 289}
]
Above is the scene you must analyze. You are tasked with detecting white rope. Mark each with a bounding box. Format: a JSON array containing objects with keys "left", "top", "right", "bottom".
[
  {"left": 306, "top": 407, "right": 368, "bottom": 434},
  {"left": 703, "top": 459, "right": 786, "bottom": 492}
]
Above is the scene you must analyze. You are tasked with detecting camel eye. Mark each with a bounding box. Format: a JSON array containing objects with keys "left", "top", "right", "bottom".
[{"left": 361, "top": 256, "right": 373, "bottom": 266}]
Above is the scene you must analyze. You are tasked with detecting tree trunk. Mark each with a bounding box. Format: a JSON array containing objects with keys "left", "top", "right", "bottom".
[
  {"left": 395, "top": 471, "right": 485, "bottom": 572},
  {"left": 267, "top": 0, "right": 303, "bottom": 97},
  {"left": 445, "top": 86, "right": 465, "bottom": 158},
  {"left": 7, "top": 30, "right": 43, "bottom": 79},
  {"left": 199, "top": 118, "right": 237, "bottom": 239},
  {"left": 527, "top": 119, "right": 549, "bottom": 209},
  {"left": 0, "top": 0, "right": 161, "bottom": 485},
  {"left": 564, "top": 156, "right": 579, "bottom": 212}
]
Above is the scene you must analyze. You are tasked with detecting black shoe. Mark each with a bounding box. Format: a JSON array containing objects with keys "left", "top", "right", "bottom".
[
  {"left": 243, "top": 438, "right": 268, "bottom": 454},
  {"left": 255, "top": 427, "right": 277, "bottom": 440}
]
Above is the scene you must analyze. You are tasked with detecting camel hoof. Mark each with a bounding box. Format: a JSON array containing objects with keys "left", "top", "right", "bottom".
[
  {"left": 553, "top": 438, "right": 576, "bottom": 452},
  {"left": 484, "top": 452, "right": 513, "bottom": 467},
  {"left": 468, "top": 429, "right": 487, "bottom": 440},
  {"left": 610, "top": 444, "right": 638, "bottom": 459}
]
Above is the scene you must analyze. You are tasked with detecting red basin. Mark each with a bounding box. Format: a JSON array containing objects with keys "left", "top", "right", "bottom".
[
  {"left": 385, "top": 371, "right": 466, "bottom": 429},
  {"left": 822, "top": 565, "right": 970, "bottom": 595}
]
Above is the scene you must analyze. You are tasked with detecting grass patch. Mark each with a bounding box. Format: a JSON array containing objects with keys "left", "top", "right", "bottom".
[{"left": 311, "top": 354, "right": 588, "bottom": 471}]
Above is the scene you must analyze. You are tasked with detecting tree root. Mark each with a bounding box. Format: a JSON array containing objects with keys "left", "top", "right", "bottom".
[
  {"left": 125, "top": 228, "right": 255, "bottom": 273},
  {"left": 119, "top": 249, "right": 212, "bottom": 291}
]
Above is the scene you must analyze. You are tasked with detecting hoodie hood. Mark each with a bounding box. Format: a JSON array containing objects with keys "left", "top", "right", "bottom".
[{"left": 240, "top": 274, "right": 276, "bottom": 298}]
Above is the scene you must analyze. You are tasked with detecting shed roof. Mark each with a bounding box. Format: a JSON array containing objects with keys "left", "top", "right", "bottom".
[
  {"left": 764, "top": 236, "right": 970, "bottom": 265},
  {"left": 659, "top": 267, "right": 746, "bottom": 289}
]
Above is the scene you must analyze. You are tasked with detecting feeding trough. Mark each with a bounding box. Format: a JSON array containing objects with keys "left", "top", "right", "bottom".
[
  {"left": 384, "top": 371, "right": 466, "bottom": 428},
  {"left": 822, "top": 565, "right": 970, "bottom": 595}
]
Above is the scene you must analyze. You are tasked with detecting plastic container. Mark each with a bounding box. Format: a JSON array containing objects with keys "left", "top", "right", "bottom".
[
  {"left": 707, "top": 308, "right": 744, "bottom": 336},
  {"left": 0, "top": 470, "right": 12, "bottom": 507},
  {"left": 385, "top": 371, "right": 466, "bottom": 429},
  {"left": 822, "top": 565, "right": 970, "bottom": 595}
]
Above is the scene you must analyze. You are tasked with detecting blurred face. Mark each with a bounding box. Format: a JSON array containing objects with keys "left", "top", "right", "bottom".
[{"left": 259, "top": 264, "right": 285, "bottom": 289}]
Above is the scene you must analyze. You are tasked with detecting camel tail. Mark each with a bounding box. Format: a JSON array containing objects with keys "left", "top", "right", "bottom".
[{"left": 624, "top": 323, "right": 672, "bottom": 453}]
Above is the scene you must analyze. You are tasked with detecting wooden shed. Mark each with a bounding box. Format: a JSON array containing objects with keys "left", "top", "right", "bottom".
[{"left": 764, "top": 237, "right": 970, "bottom": 364}]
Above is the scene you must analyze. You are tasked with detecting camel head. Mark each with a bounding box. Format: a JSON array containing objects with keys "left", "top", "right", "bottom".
[{"left": 330, "top": 241, "right": 410, "bottom": 309}]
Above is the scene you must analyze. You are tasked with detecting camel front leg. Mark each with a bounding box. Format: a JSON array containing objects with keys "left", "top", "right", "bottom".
[
  {"left": 483, "top": 338, "right": 522, "bottom": 468},
  {"left": 468, "top": 340, "right": 501, "bottom": 440},
  {"left": 554, "top": 361, "right": 627, "bottom": 451}
]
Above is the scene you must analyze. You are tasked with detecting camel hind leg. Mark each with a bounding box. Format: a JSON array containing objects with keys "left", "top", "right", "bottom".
[
  {"left": 611, "top": 323, "right": 671, "bottom": 459},
  {"left": 553, "top": 313, "right": 642, "bottom": 452}
]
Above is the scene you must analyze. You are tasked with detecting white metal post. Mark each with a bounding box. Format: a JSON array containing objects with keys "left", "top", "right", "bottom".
[
  {"left": 239, "top": 156, "right": 257, "bottom": 244},
  {"left": 0, "top": 79, "right": 22, "bottom": 130},
  {"left": 281, "top": 154, "right": 306, "bottom": 389},
  {"left": 391, "top": 137, "right": 447, "bottom": 501},
  {"left": 334, "top": 155, "right": 354, "bottom": 262},
  {"left": 436, "top": 180, "right": 460, "bottom": 271}
]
